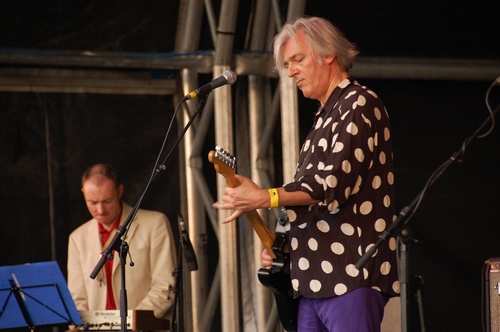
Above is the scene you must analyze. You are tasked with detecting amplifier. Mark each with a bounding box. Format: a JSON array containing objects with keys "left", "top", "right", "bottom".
[{"left": 486, "top": 258, "right": 500, "bottom": 331}]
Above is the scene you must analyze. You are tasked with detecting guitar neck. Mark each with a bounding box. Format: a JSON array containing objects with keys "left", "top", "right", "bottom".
[
  {"left": 244, "top": 210, "right": 277, "bottom": 259},
  {"left": 209, "top": 149, "right": 277, "bottom": 259},
  {"left": 223, "top": 172, "right": 276, "bottom": 254},
  {"left": 225, "top": 176, "right": 277, "bottom": 258}
]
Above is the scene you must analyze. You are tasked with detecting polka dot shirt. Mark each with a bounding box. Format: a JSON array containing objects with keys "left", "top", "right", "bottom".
[{"left": 283, "top": 78, "right": 400, "bottom": 299}]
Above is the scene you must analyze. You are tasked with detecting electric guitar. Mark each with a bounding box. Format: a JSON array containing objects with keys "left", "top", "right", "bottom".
[{"left": 208, "top": 146, "right": 299, "bottom": 332}]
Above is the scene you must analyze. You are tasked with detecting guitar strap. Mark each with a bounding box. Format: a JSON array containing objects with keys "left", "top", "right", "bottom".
[
  {"left": 296, "top": 80, "right": 353, "bottom": 179},
  {"left": 275, "top": 104, "right": 324, "bottom": 233},
  {"left": 276, "top": 207, "right": 289, "bottom": 227},
  {"left": 276, "top": 79, "right": 354, "bottom": 233}
]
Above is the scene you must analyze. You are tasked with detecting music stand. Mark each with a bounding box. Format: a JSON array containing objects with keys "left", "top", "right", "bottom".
[{"left": 0, "top": 261, "right": 82, "bottom": 331}]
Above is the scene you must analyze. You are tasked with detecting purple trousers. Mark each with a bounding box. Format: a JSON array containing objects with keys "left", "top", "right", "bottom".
[{"left": 297, "top": 288, "right": 389, "bottom": 332}]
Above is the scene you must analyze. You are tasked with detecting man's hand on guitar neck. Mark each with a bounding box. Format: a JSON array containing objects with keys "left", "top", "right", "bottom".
[
  {"left": 212, "top": 173, "right": 319, "bottom": 224},
  {"left": 261, "top": 249, "right": 273, "bottom": 269},
  {"left": 212, "top": 174, "right": 269, "bottom": 223}
]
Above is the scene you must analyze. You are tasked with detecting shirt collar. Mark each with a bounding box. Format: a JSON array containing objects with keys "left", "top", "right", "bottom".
[
  {"left": 318, "top": 77, "right": 354, "bottom": 115},
  {"left": 98, "top": 204, "right": 122, "bottom": 234}
]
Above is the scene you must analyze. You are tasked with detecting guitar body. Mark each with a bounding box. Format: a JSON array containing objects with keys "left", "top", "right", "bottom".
[
  {"left": 257, "top": 232, "right": 299, "bottom": 332},
  {"left": 208, "top": 147, "right": 299, "bottom": 331}
]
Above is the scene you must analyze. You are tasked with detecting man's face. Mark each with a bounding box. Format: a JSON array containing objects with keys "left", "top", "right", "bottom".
[
  {"left": 282, "top": 30, "right": 333, "bottom": 104},
  {"left": 82, "top": 177, "right": 123, "bottom": 229}
]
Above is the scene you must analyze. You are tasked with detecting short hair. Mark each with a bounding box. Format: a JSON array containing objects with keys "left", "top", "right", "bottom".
[
  {"left": 273, "top": 16, "right": 359, "bottom": 73},
  {"left": 81, "top": 163, "right": 121, "bottom": 189}
]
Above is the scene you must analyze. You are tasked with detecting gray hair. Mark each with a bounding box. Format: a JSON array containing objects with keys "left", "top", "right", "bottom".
[{"left": 273, "top": 17, "right": 359, "bottom": 73}]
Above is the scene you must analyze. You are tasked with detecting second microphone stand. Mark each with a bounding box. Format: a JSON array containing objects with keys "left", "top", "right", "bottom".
[
  {"left": 171, "top": 214, "right": 199, "bottom": 332},
  {"left": 356, "top": 103, "right": 498, "bottom": 332}
]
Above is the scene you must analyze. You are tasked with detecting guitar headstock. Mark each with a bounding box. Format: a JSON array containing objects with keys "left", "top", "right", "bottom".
[
  {"left": 208, "top": 146, "right": 236, "bottom": 179},
  {"left": 208, "top": 146, "right": 277, "bottom": 256}
]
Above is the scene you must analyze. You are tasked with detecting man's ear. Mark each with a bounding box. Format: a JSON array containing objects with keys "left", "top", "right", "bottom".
[
  {"left": 324, "top": 54, "right": 335, "bottom": 65},
  {"left": 118, "top": 184, "right": 124, "bottom": 198}
]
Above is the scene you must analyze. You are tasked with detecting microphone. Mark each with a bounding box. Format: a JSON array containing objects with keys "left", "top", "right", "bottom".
[
  {"left": 183, "top": 70, "right": 237, "bottom": 100},
  {"left": 178, "top": 214, "right": 198, "bottom": 271}
]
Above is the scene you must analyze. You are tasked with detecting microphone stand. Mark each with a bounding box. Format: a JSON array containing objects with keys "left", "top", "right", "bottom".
[
  {"left": 171, "top": 214, "right": 199, "bottom": 332},
  {"left": 89, "top": 93, "right": 209, "bottom": 332},
  {"left": 170, "top": 238, "right": 183, "bottom": 332},
  {"left": 119, "top": 241, "right": 130, "bottom": 330},
  {"left": 355, "top": 105, "right": 498, "bottom": 332}
]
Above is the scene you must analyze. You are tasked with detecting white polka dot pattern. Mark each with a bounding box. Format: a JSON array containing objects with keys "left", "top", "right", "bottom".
[
  {"left": 282, "top": 78, "right": 399, "bottom": 299},
  {"left": 298, "top": 257, "right": 310, "bottom": 270},
  {"left": 334, "top": 283, "right": 347, "bottom": 296},
  {"left": 308, "top": 238, "right": 318, "bottom": 251},
  {"left": 321, "top": 261, "right": 334, "bottom": 274},
  {"left": 310, "top": 279, "right": 322, "bottom": 292},
  {"left": 331, "top": 242, "right": 345, "bottom": 254}
]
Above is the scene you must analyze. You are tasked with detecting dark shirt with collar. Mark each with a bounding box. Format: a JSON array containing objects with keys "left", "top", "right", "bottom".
[{"left": 283, "top": 77, "right": 400, "bottom": 299}]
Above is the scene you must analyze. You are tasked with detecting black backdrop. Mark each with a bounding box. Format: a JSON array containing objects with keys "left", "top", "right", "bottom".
[
  {"left": 0, "top": 92, "right": 180, "bottom": 267},
  {"left": 1, "top": 1, "right": 499, "bottom": 331}
]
